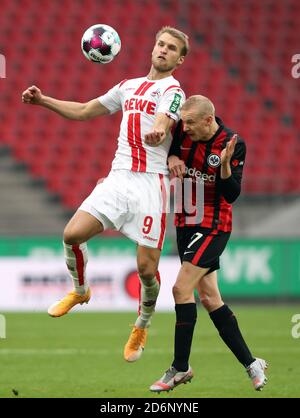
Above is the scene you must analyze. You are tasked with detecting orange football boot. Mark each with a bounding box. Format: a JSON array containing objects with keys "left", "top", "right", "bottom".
[
  {"left": 124, "top": 326, "right": 148, "bottom": 362},
  {"left": 47, "top": 288, "right": 91, "bottom": 317}
]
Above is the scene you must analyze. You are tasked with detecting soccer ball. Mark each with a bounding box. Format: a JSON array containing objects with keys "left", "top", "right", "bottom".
[{"left": 81, "top": 24, "right": 121, "bottom": 64}]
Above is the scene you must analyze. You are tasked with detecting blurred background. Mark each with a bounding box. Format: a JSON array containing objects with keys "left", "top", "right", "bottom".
[{"left": 0, "top": 0, "right": 300, "bottom": 310}]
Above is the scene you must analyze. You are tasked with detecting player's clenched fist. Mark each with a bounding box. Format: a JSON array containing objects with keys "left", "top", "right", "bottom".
[
  {"left": 144, "top": 129, "right": 166, "bottom": 147},
  {"left": 22, "top": 85, "right": 42, "bottom": 104}
]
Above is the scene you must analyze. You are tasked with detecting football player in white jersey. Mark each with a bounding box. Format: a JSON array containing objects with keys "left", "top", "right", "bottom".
[{"left": 22, "top": 26, "right": 189, "bottom": 363}]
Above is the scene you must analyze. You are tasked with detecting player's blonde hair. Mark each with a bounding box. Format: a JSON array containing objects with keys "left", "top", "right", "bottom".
[
  {"left": 182, "top": 95, "right": 216, "bottom": 118},
  {"left": 156, "top": 26, "right": 189, "bottom": 56}
]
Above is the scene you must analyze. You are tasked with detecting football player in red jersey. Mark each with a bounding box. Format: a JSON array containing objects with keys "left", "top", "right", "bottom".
[{"left": 150, "top": 95, "right": 268, "bottom": 393}]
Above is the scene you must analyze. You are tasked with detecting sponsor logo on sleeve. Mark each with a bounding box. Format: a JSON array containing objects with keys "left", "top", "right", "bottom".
[
  {"left": 231, "top": 159, "right": 239, "bottom": 167},
  {"left": 169, "top": 93, "right": 182, "bottom": 113},
  {"left": 231, "top": 159, "right": 244, "bottom": 167}
]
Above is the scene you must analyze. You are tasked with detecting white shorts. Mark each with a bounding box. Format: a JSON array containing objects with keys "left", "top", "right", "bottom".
[{"left": 79, "top": 169, "right": 169, "bottom": 249}]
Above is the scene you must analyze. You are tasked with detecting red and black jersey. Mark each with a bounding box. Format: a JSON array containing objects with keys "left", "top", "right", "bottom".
[{"left": 169, "top": 117, "right": 246, "bottom": 233}]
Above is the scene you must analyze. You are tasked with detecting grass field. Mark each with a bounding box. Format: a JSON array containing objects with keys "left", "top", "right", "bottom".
[{"left": 0, "top": 306, "right": 299, "bottom": 398}]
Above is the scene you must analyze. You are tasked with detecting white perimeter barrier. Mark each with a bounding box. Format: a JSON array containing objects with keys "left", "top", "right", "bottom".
[{"left": 0, "top": 257, "right": 181, "bottom": 311}]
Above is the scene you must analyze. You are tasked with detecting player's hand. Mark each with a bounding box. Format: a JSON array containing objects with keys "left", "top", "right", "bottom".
[
  {"left": 221, "top": 134, "right": 237, "bottom": 165},
  {"left": 168, "top": 155, "right": 186, "bottom": 181},
  {"left": 22, "top": 85, "right": 43, "bottom": 104},
  {"left": 144, "top": 129, "right": 166, "bottom": 147}
]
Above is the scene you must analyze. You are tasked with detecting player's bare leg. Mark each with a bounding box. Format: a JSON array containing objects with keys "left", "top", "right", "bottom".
[
  {"left": 48, "top": 210, "right": 104, "bottom": 317},
  {"left": 196, "top": 271, "right": 223, "bottom": 313},
  {"left": 124, "top": 246, "right": 161, "bottom": 362},
  {"left": 198, "top": 272, "right": 268, "bottom": 391}
]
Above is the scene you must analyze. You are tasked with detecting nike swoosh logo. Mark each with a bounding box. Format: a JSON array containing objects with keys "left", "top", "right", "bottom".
[
  {"left": 174, "top": 372, "right": 192, "bottom": 384},
  {"left": 183, "top": 251, "right": 194, "bottom": 255}
]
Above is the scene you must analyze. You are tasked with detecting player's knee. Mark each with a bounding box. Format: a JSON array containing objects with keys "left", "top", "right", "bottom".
[
  {"left": 137, "top": 260, "right": 157, "bottom": 282},
  {"left": 200, "top": 294, "right": 223, "bottom": 312},
  {"left": 172, "top": 283, "right": 186, "bottom": 301},
  {"left": 63, "top": 226, "right": 84, "bottom": 245},
  {"left": 200, "top": 294, "right": 212, "bottom": 310},
  {"left": 172, "top": 284, "right": 180, "bottom": 299}
]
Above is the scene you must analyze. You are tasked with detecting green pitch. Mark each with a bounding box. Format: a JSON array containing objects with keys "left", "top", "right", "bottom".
[{"left": 0, "top": 306, "right": 299, "bottom": 398}]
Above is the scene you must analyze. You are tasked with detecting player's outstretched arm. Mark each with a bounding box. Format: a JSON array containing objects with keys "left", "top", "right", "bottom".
[
  {"left": 144, "top": 113, "right": 174, "bottom": 147},
  {"left": 22, "top": 85, "right": 110, "bottom": 121}
]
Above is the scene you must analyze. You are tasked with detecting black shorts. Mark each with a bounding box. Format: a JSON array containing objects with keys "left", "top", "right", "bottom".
[{"left": 176, "top": 226, "right": 230, "bottom": 273}]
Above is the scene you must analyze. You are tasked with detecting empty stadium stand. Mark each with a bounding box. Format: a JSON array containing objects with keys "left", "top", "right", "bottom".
[{"left": 0, "top": 0, "right": 299, "bottom": 214}]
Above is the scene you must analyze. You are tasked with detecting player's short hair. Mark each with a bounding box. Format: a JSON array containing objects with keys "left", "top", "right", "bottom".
[
  {"left": 182, "top": 95, "right": 215, "bottom": 118},
  {"left": 156, "top": 26, "right": 189, "bottom": 56}
]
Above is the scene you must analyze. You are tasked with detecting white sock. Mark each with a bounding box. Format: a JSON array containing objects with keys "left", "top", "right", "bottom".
[
  {"left": 64, "top": 242, "right": 88, "bottom": 295},
  {"left": 135, "top": 273, "right": 160, "bottom": 329}
]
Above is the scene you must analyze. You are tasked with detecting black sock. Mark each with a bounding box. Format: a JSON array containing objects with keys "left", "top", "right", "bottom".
[
  {"left": 172, "top": 303, "right": 197, "bottom": 372},
  {"left": 209, "top": 304, "right": 255, "bottom": 367}
]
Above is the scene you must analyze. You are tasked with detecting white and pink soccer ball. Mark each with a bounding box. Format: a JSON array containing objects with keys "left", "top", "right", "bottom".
[{"left": 81, "top": 24, "right": 121, "bottom": 64}]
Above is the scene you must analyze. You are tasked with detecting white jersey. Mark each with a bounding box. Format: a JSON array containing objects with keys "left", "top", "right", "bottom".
[{"left": 98, "top": 76, "right": 185, "bottom": 175}]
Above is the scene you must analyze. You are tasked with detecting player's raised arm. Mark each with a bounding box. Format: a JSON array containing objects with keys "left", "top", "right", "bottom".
[
  {"left": 220, "top": 134, "right": 246, "bottom": 203},
  {"left": 144, "top": 112, "right": 175, "bottom": 146},
  {"left": 22, "top": 85, "right": 110, "bottom": 121},
  {"left": 220, "top": 134, "right": 238, "bottom": 179}
]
